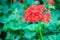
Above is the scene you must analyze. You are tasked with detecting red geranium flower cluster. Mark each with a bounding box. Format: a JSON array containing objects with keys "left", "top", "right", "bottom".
[
  {"left": 24, "top": 5, "right": 50, "bottom": 22},
  {"left": 48, "top": 0, "right": 55, "bottom": 5}
]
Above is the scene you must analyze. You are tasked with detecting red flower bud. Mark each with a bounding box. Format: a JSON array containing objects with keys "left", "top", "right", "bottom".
[{"left": 48, "top": 0, "right": 55, "bottom": 5}]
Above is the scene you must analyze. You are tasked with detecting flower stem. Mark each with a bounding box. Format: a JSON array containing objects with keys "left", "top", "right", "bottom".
[
  {"left": 38, "top": 21, "right": 43, "bottom": 40},
  {"left": 8, "top": 0, "right": 12, "bottom": 7},
  {"left": 10, "top": 0, "right": 12, "bottom": 4}
]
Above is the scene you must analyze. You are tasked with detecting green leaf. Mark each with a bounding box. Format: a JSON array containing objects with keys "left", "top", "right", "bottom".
[
  {"left": 47, "top": 22, "right": 58, "bottom": 31},
  {"left": 42, "top": 0, "right": 49, "bottom": 3},
  {"left": 57, "top": 33, "right": 60, "bottom": 40},
  {"left": 11, "top": 2, "right": 24, "bottom": 17},
  {"left": 24, "top": 24, "right": 38, "bottom": 31},
  {"left": 24, "top": 31, "right": 36, "bottom": 40},
  {"left": 48, "top": 35, "right": 57, "bottom": 40},
  {"left": 5, "top": 32, "right": 15, "bottom": 40},
  {"left": 26, "top": 0, "right": 35, "bottom": 6},
  {"left": 3, "top": 21, "right": 22, "bottom": 31}
]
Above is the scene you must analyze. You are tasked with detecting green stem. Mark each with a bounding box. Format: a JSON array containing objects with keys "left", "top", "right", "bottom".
[
  {"left": 10, "top": 0, "right": 12, "bottom": 5},
  {"left": 38, "top": 21, "right": 43, "bottom": 40},
  {"left": 8, "top": 0, "right": 12, "bottom": 7}
]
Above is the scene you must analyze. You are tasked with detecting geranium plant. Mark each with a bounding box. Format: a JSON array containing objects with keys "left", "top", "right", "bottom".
[{"left": 24, "top": 4, "right": 50, "bottom": 40}]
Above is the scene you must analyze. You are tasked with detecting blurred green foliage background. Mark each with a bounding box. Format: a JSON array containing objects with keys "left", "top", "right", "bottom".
[{"left": 0, "top": 0, "right": 60, "bottom": 40}]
